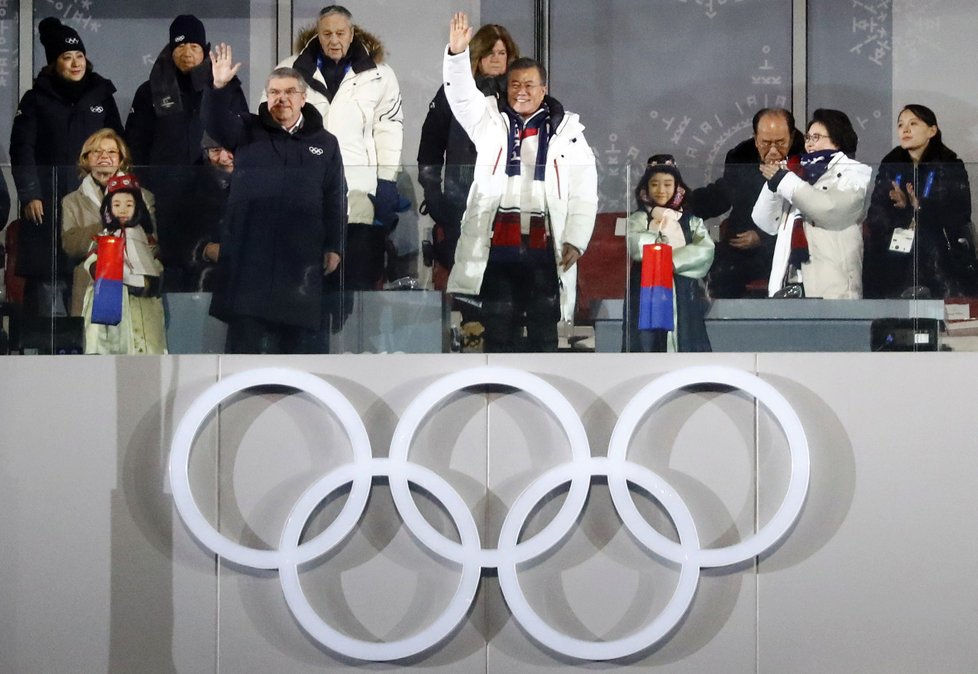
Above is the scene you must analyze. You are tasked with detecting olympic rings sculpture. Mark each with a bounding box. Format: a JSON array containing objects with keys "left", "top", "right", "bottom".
[{"left": 169, "top": 365, "right": 810, "bottom": 662}]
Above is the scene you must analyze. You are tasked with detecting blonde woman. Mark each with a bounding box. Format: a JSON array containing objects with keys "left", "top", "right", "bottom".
[{"left": 61, "top": 129, "right": 156, "bottom": 315}]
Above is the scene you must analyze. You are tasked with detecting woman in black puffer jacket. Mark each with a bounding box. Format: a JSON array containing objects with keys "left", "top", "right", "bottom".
[{"left": 9, "top": 17, "right": 123, "bottom": 317}]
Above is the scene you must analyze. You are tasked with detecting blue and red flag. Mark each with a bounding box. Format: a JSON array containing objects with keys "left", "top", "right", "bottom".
[
  {"left": 638, "top": 243, "right": 674, "bottom": 331},
  {"left": 91, "top": 233, "right": 125, "bottom": 325}
]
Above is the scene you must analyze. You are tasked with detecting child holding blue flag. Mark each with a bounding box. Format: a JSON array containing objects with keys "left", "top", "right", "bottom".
[
  {"left": 82, "top": 174, "right": 166, "bottom": 354},
  {"left": 626, "top": 155, "right": 714, "bottom": 352}
]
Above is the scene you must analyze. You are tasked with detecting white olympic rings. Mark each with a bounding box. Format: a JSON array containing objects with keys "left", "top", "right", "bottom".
[{"left": 168, "top": 365, "right": 810, "bottom": 662}]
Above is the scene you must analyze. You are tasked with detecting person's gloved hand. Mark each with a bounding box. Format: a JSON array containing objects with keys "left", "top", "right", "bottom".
[{"left": 369, "top": 179, "right": 400, "bottom": 229}]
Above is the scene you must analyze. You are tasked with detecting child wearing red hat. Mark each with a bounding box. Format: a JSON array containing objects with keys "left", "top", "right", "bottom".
[{"left": 81, "top": 174, "right": 166, "bottom": 354}]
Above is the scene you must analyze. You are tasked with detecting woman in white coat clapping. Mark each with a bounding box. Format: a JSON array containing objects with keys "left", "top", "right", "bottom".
[{"left": 752, "top": 108, "right": 871, "bottom": 298}]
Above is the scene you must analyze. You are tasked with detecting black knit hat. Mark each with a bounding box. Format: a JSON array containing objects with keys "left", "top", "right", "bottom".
[
  {"left": 169, "top": 14, "right": 207, "bottom": 51},
  {"left": 39, "top": 17, "right": 86, "bottom": 64},
  {"left": 200, "top": 131, "right": 222, "bottom": 150}
]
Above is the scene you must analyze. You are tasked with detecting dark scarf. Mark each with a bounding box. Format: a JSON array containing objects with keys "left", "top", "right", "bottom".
[
  {"left": 50, "top": 72, "right": 90, "bottom": 103},
  {"left": 489, "top": 104, "right": 552, "bottom": 256},
  {"left": 149, "top": 47, "right": 208, "bottom": 117},
  {"left": 503, "top": 103, "right": 550, "bottom": 181},
  {"left": 316, "top": 53, "right": 352, "bottom": 103},
  {"left": 784, "top": 149, "right": 839, "bottom": 266},
  {"left": 799, "top": 149, "right": 837, "bottom": 184}
]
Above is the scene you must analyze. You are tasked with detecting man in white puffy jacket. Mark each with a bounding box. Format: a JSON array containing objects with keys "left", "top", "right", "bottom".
[
  {"left": 444, "top": 12, "right": 597, "bottom": 352},
  {"left": 270, "top": 5, "right": 403, "bottom": 291}
]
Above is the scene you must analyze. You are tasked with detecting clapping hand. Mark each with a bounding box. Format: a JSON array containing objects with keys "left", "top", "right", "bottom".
[
  {"left": 449, "top": 12, "right": 473, "bottom": 55},
  {"left": 890, "top": 180, "right": 919, "bottom": 211},
  {"left": 211, "top": 43, "right": 241, "bottom": 89}
]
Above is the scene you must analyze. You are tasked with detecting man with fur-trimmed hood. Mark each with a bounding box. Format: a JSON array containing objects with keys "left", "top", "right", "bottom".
[{"left": 269, "top": 5, "right": 404, "bottom": 291}]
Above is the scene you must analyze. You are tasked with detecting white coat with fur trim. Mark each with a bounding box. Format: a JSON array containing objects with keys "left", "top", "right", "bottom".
[
  {"left": 442, "top": 47, "right": 597, "bottom": 323},
  {"left": 752, "top": 152, "right": 871, "bottom": 298}
]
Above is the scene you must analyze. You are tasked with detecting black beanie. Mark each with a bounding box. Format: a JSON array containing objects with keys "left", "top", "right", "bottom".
[
  {"left": 38, "top": 17, "right": 86, "bottom": 64},
  {"left": 169, "top": 15, "right": 207, "bottom": 51}
]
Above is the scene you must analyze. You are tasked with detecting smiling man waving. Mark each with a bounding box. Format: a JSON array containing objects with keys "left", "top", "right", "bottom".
[{"left": 442, "top": 12, "right": 597, "bottom": 353}]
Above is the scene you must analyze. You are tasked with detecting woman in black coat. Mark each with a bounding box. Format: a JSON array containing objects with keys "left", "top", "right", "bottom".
[
  {"left": 417, "top": 24, "right": 518, "bottom": 287},
  {"left": 863, "top": 104, "right": 977, "bottom": 298},
  {"left": 9, "top": 17, "right": 123, "bottom": 316}
]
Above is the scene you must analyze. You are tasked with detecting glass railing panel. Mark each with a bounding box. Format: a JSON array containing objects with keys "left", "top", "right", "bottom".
[{"left": 5, "top": 158, "right": 978, "bottom": 354}]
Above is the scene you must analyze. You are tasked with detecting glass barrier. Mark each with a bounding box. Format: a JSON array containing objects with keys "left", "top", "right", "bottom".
[{"left": 2, "top": 159, "right": 978, "bottom": 355}]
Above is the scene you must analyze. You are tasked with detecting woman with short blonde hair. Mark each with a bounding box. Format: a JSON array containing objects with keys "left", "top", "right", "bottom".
[{"left": 62, "top": 129, "right": 156, "bottom": 315}]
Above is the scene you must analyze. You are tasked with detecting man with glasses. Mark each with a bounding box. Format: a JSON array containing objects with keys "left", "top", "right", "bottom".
[
  {"left": 271, "top": 4, "right": 403, "bottom": 292},
  {"left": 687, "top": 108, "right": 804, "bottom": 298},
  {"left": 443, "top": 13, "right": 597, "bottom": 352},
  {"left": 203, "top": 46, "right": 345, "bottom": 354}
]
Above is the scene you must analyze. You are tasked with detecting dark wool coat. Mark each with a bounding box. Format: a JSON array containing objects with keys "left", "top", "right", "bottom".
[
  {"left": 125, "top": 49, "right": 248, "bottom": 167},
  {"left": 202, "top": 85, "right": 346, "bottom": 329},
  {"left": 417, "top": 76, "right": 505, "bottom": 267},
  {"left": 686, "top": 131, "right": 805, "bottom": 297},
  {"left": 9, "top": 68, "right": 123, "bottom": 276},
  {"left": 863, "top": 142, "right": 976, "bottom": 298}
]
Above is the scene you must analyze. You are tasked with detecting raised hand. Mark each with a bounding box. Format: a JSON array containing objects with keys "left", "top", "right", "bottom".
[
  {"left": 211, "top": 42, "right": 241, "bottom": 89},
  {"left": 449, "top": 12, "right": 473, "bottom": 55}
]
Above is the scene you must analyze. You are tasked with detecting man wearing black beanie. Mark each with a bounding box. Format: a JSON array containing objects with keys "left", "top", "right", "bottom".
[
  {"left": 125, "top": 14, "right": 248, "bottom": 290},
  {"left": 126, "top": 14, "right": 247, "bottom": 167}
]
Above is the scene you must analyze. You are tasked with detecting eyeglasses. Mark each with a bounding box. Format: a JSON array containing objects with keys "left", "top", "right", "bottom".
[
  {"left": 266, "top": 88, "right": 303, "bottom": 98},
  {"left": 804, "top": 133, "right": 828, "bottom": 143},
  {"left": 89, "top": 149, "right": 119, "bottom": 158}
]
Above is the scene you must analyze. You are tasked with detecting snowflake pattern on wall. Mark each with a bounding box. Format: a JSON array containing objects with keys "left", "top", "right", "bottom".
[
  {"left": 891, "top": 0, "right": 943, "bottom": 60},
  {"left": 675, "top": 0, "right": 747, "bottom": 20},
  {"left": 850, "top": 0, "right": 892, "bottom": 66},
  {"left": 593, "top": 43, "right": 790, "bottom": 209},
  {"left": 41, "top": 0, "right": 101, "bottom": 32}
]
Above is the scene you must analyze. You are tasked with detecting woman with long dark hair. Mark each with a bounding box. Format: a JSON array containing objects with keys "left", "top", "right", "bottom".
[{"left": 863, "top": 104, "right": 976, "bottom": 298}]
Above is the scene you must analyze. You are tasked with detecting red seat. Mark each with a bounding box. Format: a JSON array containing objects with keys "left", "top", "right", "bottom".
[{"left": 575, "top": 212, "right": 627, "bottom": 323}]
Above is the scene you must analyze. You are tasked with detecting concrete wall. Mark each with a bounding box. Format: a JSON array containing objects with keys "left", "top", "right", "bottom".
[{"left": 1, "top": 353, "right": 977, "bottom": 672}]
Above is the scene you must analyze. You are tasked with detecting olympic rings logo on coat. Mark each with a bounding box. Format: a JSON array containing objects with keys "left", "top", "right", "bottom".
[
  {"left": 168, "top": 365, "right": 810, "bottom": 662},
  {"left": 309, "top": 146, "right": 324, "bottom": 155}
]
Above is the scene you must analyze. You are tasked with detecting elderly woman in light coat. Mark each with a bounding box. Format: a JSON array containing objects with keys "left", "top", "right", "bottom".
[{"left": 61, "top": 129, "right": 156, "bottom": 315}]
